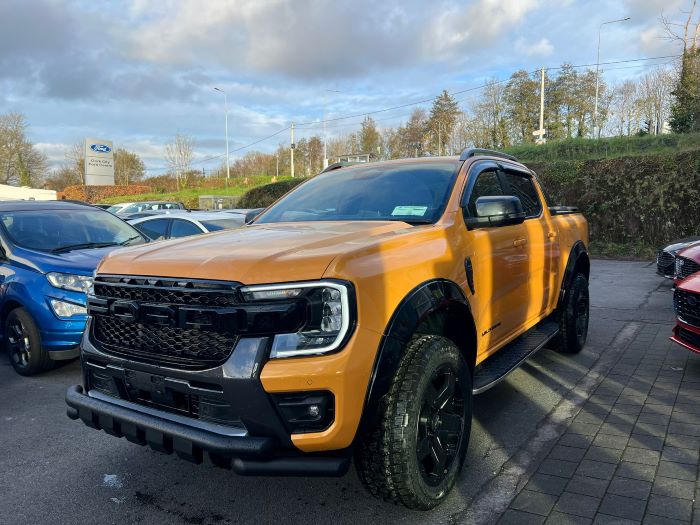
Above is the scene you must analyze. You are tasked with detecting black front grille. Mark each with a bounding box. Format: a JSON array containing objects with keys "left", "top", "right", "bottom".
[
  {"left": 93, "top": 276, "right": 239, "bottom": 307},
  {"left": 676, "top": 257, "right": 700, "bottom": 280},
  {"left": 678, "top": 327, "right": 700, "bottom": 350},
  {"left": 89, "top": 276, "right": 241, "bottom": 369},
  {"left": 675, "top": 289, "right": 700, "bottom": 328},
  {"left": 657, "top": 250, "right": 675, "bottom": 276}
]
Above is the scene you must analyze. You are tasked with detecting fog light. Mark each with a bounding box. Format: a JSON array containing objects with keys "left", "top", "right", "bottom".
[
  {"left": 272, "top": 391, "right": 335, "bottom": 433},
  {"left": 49, "top": 299, "right": 87, "bottom": 318}
]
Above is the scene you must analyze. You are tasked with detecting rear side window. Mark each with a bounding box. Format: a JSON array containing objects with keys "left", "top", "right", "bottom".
[
  {"left": 466, "top": 170, "right": 503, "bottom": 217},
  {"left": 170, "top": 219, "right": 202, "bottom": 238},
  {"left": 136, "top": 218, "right": 170, "bottom": 240},
  {"left": 504, "top": 172, "right": 542, "bottom": 218}
]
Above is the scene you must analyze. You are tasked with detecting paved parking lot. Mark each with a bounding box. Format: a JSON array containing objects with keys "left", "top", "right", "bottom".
[{"left": 1, "top": 260, "right": 696, "bottom": 525}]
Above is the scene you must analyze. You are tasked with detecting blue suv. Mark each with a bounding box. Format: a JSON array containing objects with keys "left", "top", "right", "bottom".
[{"left": 0, "top": 201, "right": 147, "bottom": 375}]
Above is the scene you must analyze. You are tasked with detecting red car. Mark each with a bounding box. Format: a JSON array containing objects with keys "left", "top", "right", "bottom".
[
  {"left": 675, "top": 243, "right": 700, "bottom": 284},
  {"left": 672, "top": 273, "right": 700, "bottom": 354}
]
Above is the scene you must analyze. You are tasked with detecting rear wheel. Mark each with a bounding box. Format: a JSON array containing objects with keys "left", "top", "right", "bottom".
[
  {"left": 355, "top": 335, "right": 472, "bottom": 510},
  {"left": 554, "top": 273, "right": 589, "bottom": 354},
  {"left": 5, "top": 308, "right": 51, "bottom": 376}
]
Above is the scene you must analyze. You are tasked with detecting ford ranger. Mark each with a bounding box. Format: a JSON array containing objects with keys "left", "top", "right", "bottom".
[{"left": 66, "top": 149, "right": 589, "bottom": 509}]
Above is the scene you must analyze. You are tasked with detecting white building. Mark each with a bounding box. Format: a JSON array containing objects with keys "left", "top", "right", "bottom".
[{"left": 0, "top": 184, "right": 57, "bottom": 201}]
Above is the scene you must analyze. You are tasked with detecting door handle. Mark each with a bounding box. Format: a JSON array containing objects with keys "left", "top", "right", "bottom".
[
  {"left": 513, "top": 238, "right": 527, "bottom": 247},
  {"left": 547, "top": 231, "right": 557, "bottom": 239}
]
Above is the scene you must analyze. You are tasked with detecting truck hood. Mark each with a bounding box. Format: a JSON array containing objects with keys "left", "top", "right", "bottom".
[{"left": 97, "top": 221, "right": 415, "bottom": 283}]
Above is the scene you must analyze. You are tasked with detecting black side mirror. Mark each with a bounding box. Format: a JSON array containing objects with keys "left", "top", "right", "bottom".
[
  {"left": 244, "top": 208, "right": 265, "bottom": 224},
  {"left": 464, "top": 196, "right": 527, "bottom": 229}
]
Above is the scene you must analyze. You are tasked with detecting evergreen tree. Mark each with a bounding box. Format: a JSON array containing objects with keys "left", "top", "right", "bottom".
[
  {"left": 427, "top": 90, "right": 460, "bottom": 155},
  {"left": 670, "top": 50, "right": 700, "bottom": 133},
  {"left": 359, "top": 116, "right": 381, "bottom": 156}
]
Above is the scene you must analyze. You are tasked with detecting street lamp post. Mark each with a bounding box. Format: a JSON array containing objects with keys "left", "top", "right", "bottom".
[
  {"left": 213, "top": 87, "right": 230, "bottom": 183},
  {"left": 322, "top": 89, "right": 342, "bottom": 169},
  {"left": 594, "top": 16, "right": 631, "bottom": 138}
]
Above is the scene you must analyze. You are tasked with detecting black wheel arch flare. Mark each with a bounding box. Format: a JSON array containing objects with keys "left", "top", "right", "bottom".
[
  {"left": 558, "top": 240, "right": 590, "bottom": 309},
  {"left": 358, "top": 279, "right": 476, "bottom": 437}
]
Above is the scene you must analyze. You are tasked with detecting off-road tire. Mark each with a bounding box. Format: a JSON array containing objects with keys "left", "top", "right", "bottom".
[
  {"left": 5, "top": 307, "right": 51, "bottom": 376},
  {"left": 555, "top": 273, "right": 589, "bottom": 354},
  {"left": 355, "top": 335, "right": 472, "bottom": 510}
]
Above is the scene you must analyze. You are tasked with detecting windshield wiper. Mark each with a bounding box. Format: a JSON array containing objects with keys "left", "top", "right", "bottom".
[
  {"left": 51, "top": 242, "right": 119, "bottom": 254},
  {"left": 119, "top": 235, "right": 143, "bottom": 246}
]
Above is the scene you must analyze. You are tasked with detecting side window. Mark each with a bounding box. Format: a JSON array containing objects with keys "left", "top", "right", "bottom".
[
  {"left": 136, "top": 218, "right": 170, "bottom": 241},
  {"left": 504, "top": 172, "right": 543, "bottom": 218},
  {"left": 466, "top": 170, "right": 504, "bottom": 216},
  {"left": 170, "top": 219, "right": 202, "bottom": 238}
]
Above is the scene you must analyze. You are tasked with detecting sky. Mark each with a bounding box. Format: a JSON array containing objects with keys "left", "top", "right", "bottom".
[{"left": 0, "top": 0, "right": 688, "bottom": 175}]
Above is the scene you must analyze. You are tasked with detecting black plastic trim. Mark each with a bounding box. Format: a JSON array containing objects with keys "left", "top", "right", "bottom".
[
  {"left": 558, "top": 240, "right": 590, "bottom": 309},
  {"left": 47, "top": 346, "right": 80, "bottom": 360},
  {"left": 360, "top": 279, "right": 473, "bottom": 433}
]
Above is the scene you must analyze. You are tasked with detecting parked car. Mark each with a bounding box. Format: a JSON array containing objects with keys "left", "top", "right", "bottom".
[
  {"left": 66, "top": 149, "right": 589, "bottom": 509},
  {"left": 674, "top": 243, "right": 700, "bottom": 283},
  {"left": 656, "top": 236, "right": 700, "bottom": 278},
  {"left": 129, "top": 211, "right": 248, "bottom": 240},
  {"left": 0, "top": 200, "right": 147, "bottom": 375},
  {"left": 108, "top": 201, "right": 185, "bottom": 216},
  {"left": 671, "top": 272, "right": 700, "bottom": 354}
]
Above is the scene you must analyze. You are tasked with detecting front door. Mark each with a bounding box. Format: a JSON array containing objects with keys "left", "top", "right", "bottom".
[{"left": 461, "top": 166, "right": 530, "bottom": 357}]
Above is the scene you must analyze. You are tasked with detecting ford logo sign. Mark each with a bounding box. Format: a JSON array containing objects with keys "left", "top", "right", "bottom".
[{"left": 90, "top": 144, "right": 111, "bottom": 153}]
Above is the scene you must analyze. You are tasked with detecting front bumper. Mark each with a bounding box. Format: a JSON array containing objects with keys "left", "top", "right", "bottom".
[
  {"left": 670, "top": 319, "right": 700, "bottom": 354},
  {"left": 66, "top": 385, "right": 350, "bottom": 475}
]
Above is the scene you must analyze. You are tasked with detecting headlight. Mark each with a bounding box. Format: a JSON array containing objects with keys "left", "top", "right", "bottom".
[
  {"left": 49, "top": 299, "right": 87, "bottom": 318},
  {"left": 240, "top": 281, "right": 352, "bottom": 358},
  {"left": 46, "top": 272, "right": 94, "bottom": 293}
]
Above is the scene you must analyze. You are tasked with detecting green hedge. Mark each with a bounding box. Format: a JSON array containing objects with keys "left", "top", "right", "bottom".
[
  {"left": 532, "top": 148, "right": 700, "bottom": 247},
  {"left": 238, "top": 178, "right": 307, "bottom": 208},
  {"left": 506, "top": 133, "right": 700, "bottom": 163}
]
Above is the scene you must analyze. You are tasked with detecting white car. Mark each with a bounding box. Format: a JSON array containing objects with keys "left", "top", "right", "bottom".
[{"left": 128, "top": 211, "right": 247, "bottom": 241}]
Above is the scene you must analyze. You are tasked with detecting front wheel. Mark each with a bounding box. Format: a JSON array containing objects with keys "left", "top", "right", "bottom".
[
  {"left": 5, "top": 307, "right": 51, "bottom": 376},
  {"left": 355, "top": 335, "right": 472, "bottom": 510},
  {"left": 554, "top": 273, "right": 589, "bottom": 354}
]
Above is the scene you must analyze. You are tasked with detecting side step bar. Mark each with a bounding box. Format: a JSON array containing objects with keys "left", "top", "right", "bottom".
[{"left": 472, "top": 319, "right": 559, "bottom": 394}]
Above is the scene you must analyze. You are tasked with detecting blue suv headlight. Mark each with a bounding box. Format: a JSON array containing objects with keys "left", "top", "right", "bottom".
[{"left": 47, "top": 272, "right": 94, "bottom": 293}]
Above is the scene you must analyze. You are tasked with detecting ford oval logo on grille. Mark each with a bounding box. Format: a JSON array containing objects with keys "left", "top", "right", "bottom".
[{"left": 90, "top": 144, "right": 111, "bottom": 153}]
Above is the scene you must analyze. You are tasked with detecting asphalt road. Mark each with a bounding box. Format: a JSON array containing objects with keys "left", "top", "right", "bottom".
[{"left": 0, "top": 260, "right": 676, "bottom": 525}]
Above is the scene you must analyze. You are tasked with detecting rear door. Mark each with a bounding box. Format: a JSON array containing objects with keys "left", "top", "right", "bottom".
[
  {"left": 169, "top": 219, "right": 204, "bottom": 239},
  {"left": 134, "top": 218, "right": 170, "bottom": 241},
  {"left": 501, "top": 168, "right": 561, "bottom": 321}
]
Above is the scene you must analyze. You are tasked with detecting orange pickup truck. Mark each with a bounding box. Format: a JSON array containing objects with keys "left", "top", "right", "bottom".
[{"left": 67, "top": 149, "right": 589, "bottom": 509}]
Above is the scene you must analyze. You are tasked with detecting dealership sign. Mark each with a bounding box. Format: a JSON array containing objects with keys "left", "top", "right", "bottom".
[{"left": 84, "top": 138, "right": 115, "bottom": 185}]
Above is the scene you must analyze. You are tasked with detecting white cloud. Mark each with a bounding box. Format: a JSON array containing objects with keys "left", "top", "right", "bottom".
[{"left": 515, "top": 37, "right": 554, "bottom": 57}]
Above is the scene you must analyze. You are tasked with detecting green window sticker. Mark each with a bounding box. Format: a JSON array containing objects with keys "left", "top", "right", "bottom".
[{"left": 392, "top": 205, "right": 428, "bottom": 216}]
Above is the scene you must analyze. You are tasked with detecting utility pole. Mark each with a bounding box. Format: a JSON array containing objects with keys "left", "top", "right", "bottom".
[
  {"left": 437, "top": 124, "right": 441, "bottom": 156},
  {"left": 594, "top": 17, "right": 631, "bottom": 138},
  {"left": 539, "top": 67, "right": 546, "bottom": 144},
  {"left": 276, "top": 153, "right": 279, "bottom": 178},
  {"left": 290, "top": 122, "right": 295, "bottom": 178},
  {"left": 214, "top": 87, "right": 230, "bottom": 184}
]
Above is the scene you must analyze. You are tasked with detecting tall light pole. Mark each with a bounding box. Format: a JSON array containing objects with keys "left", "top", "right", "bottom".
[
  {"left": 594, "top": 16, "right": 631, "bottom": 139},
  {"left": 213, "top": 87, "right": 230, "bottom": 183},
  {"left": 322, "top": 89, "right": 342, "bottom": 169}
]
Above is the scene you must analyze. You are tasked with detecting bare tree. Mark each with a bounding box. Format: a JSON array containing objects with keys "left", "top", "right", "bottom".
[
  {"left": 165, "top": 133, "right": 195, "bottom": 190},
  {"left": 0, "top": 112, "right": 48, "bottom": 187},
  {"left": 610, "top": 81, "right": 641, "bottom": 136},
  {"left": 638, "top": 67, "right": 675, "bottom": 134},
  {"left": 661, "top": 0, "right": 699, "bottom": 51}
]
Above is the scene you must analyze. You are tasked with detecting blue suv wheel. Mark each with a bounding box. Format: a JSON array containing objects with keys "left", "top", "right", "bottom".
[{"left": 6, "top": 308, "right": 52, "bottom": 376}]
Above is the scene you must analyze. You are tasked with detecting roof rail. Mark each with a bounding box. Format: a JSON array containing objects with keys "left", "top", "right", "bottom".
[
  {"left": 320, "top": 161, "right": 360, "bottom": 174},
  {"left": 459, "top": 148, "right": 518, "bottom": 163}
]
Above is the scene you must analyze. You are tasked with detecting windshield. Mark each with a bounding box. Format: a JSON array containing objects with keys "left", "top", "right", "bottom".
[
  {"left": 0, "top": 208, "right": 146, "bottom": 253},
  {"left": 255, "top": 161, "right": 460, "bottom": 225},
  {"left": 200, "top": 218, "right": 245, "bottom": 231},
  {"left": 106, "top": 205, "right": 125, "bottom": 214}
]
